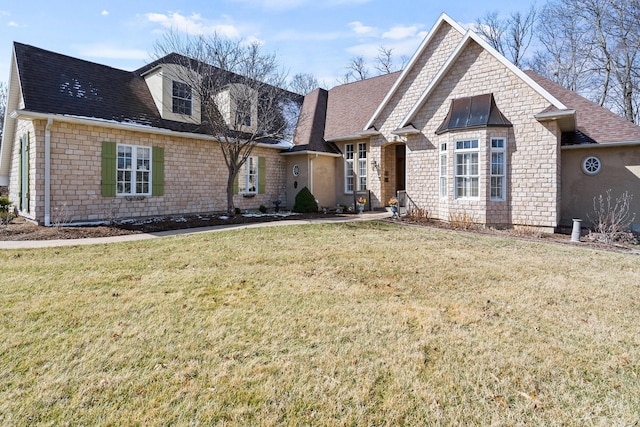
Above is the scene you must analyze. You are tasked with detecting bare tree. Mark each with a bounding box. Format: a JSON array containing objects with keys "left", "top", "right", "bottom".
[
  {"left": 289, "top": 72, "right": 319, "bottom": 95},
  {"left": 0, "top": 81, "right": 7, "bottom": 144},
  {"left": 532, "top": 1, "right": 594, "bottom": 92},
  {"left": 153, "top": 31, "right": 300, "bottom": 215},
  {"left": 348, "top": 56, "right": 370, "bottom": 81},
  {"left": 338, "top": 47, "right": 407, "bottom": 85},
  {"left": 533, "top": 0, "right": 640, "bottom": 123},
  {"left": 475, "top": 7, "right": 537, "bottom": 68},
  {"left": 374, "top": 46, "right": 408, "bottom": 74}
]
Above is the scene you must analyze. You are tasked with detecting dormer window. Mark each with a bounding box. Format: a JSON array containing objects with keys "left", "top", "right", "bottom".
[
  {"left": 235, "top": 99, "right": 252, "bottom": 127},
  {"left": 172, "top": 81, "right": 192, "bottom": 116}
]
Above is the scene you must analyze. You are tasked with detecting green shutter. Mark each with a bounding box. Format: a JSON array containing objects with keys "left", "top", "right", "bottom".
[
  {"left": 258, "top": 156, "right": 266, "bottom": 194},
  {"left": 101, "top": 141, "right": 117, "bottom": 197},
  {"left": 152, "top": 146, "right": 164, "bottom": 196}
]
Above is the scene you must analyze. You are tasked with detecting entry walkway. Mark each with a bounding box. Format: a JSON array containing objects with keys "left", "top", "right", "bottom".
[{"left": 0, "top": 211, "right": 392, "bottom": 249}]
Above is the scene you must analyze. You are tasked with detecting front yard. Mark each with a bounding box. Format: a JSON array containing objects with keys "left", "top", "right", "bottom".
[{"left": 1, "top": 221, "right": 638, "bottom": 425}]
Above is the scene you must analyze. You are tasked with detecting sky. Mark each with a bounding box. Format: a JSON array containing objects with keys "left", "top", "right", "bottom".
[{"left": 0, "top": 0, "right": 537, "bottom": 90}]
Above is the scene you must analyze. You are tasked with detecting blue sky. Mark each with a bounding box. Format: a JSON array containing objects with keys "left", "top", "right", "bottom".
[{"left": 0, "top": 0, "right": 536, "bottom": 88}]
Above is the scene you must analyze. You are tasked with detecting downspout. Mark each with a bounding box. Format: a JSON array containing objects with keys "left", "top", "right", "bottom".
[
  {"left": 309, "top": 154, "right": 317, "bottom": 195},
  {"left": 44, "top": 118, "right": 52, "bottom": 226}
]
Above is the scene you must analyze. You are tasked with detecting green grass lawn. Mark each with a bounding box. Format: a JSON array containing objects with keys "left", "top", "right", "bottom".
[{"left": 1, "top": 221, "right": 639, "bottom": 425}]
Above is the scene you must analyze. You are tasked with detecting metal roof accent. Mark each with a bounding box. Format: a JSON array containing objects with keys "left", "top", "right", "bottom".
[{"left": 435, "top": 93, "right": 512, "bottom": 135}]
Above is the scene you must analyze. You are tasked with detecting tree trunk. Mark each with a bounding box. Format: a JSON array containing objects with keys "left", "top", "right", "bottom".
[{"left": 227, "top": 172, "right": 236, "bottom": 216}]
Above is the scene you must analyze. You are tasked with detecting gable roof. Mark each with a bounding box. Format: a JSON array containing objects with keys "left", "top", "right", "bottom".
[
  {"left": 324, "top": 72, "right": 400, "bottom": 141},
  {"left": 525, "top": 70, "right": 640, "bottom": 145},
  {"left": 399, "top": 27, "right": 568, "bottom": 129},
  {"left": 364, "top": 13, "right": 466, "bottom": 131}
]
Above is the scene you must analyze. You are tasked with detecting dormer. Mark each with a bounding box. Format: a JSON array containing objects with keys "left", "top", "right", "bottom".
[
  {"left": 141, "top": 63, "right": 201, "bottom": 124},
  {"left": 214, "top": 83, "right": 258, "bottom": 133}
]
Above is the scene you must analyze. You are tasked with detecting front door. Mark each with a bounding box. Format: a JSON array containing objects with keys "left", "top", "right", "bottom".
[{"left": 395, "top": 144, "right": 406, "bottom": 192}]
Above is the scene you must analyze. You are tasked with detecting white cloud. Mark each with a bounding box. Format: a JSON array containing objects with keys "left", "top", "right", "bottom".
[
  {"left": 349, "top": 21, "right": 377, "bottom": 37},
  {"left": 101, "top": 10, "right": 109, "bottom": 16},
  {"left": 145, "top": 12, "right": 242, "bottom": 38},
  {"left": 382, "top": 25, "right": 424, "bottom": 40},
  {"left": 76, "top": 44, "right": 149, "bottom": 61}
]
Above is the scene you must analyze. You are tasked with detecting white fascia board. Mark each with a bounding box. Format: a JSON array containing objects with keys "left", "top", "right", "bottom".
[
  {"left": 9, "top": 110, "right": 288, "bottom": 150},
  {"left": 399, "top": 30, "right": 568, "bottom": 128},
  {"left": 363, "top": 13, "right": 466, "bottom": 131},
  {"left": 0, "top": 49, "right": 23, "bottom": 181}
]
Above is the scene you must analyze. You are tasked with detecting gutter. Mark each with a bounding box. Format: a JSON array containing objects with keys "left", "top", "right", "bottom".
[
  {"left": 280, "top": 150, "right": 342, "bottom": 157},
  {"left": 561, "top": 140, "right": 640, "bottom": 150},
  {"left": 325, "top": 130, "right": 381, "bottom": 143},
  {"left": 9, "top": 110, "right": 290, "bottom": 150},
  {"left": 44, "top": 118, "right": 52, "bottom": 226}
]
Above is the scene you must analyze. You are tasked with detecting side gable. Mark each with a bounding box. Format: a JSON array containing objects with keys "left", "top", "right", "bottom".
[{"left": 526, "top": 70, "right": 640, "bottom": 145}]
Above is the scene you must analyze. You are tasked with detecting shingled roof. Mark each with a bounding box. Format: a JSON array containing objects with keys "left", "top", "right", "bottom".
[
  {"left": 525, "top": 70, "right": 640, "bottom": 145},
  {"left": 324, "top": 72, "right": 401, "bottom": 140},
  {"left": 12, "top": 42, "right": 300, "bottom": 139}
]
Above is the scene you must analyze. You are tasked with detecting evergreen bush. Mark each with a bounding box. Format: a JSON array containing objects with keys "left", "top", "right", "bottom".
[{"left": 293, "top": 187, "right": 318, "bottom": 213}]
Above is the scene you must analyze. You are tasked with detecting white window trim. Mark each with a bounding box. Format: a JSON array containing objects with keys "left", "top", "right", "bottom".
[
  {"left": 490, "top": 138, "right": 506, "bottom": 201},
  {"left": 117, "top": 144, "right": 152, "bottom": 196},
  {"left": 454, "top": 139, "right": 479, "bottom": 199},
  {"left": 345, "top": 143, "right": 354, "bottom": 193},
  {"left": 357, "top": 143, "right": 367, "bottom": 192},
  {"left": 239, "top": 156, "right": 259, "bottom": 195},
  {"left": 172, "top": 80, "right": 192, "bottom": 116},
  {"left": 439, "top": 142, "right": 447, "bottom": 198}
]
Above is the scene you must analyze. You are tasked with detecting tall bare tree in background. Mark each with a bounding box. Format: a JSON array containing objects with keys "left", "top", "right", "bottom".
[
  {"left": 289, "top": 72, "right": 320, "bottom": 95},
  {"left": 0, "top": 81, "right": 7, "bottom": 145},
  {"left": 475, "top": 6, "right": 537, "bottom": 68},
  {"left": 531, "top": 0, "right": 640, "bottom": 122},
  {"left": 339, "top": 46, "right": 407, "bottom": 84},
  {"left": 153, "top": 32, "right": 300, "bottom": 215}
]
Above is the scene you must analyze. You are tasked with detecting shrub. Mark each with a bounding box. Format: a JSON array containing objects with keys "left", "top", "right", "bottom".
[
  {"left": 587, "top": 190, "right": 636, "bottom": 244},
  {"left": 293, "top": 187, "right": 318, "bottom": 213},
  {"left": 408, "top": 207, "right": 430, "bottom": 223},
  {"left": 258, "top": 205, "right": 267, "bottom": 214},
  {"left": 449, "top": 211, "right": 477, "bottom": 230}
]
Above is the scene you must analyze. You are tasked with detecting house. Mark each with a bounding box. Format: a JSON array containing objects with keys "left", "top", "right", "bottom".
[
  {"left": 0, "top": 42, "right": 300, "bottom": 225},
  {"left": 287, "top": 14, "right": 640, "bottom": 232},
  {"left": 2, "top": 13, "right": 639, "bottom": 232}
]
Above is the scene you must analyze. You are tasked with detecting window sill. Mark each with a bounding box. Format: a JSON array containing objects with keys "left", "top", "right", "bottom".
[
  {"left": 117, "top": 195, "right": 148, "bottom": 201},
  {"left": 241, "top": 193, "right": 256, "bottom": 198}
]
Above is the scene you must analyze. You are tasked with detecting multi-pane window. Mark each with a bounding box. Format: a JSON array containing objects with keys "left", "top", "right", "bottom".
[
  {"left": 235, "top": 99, "right": 252, "bottom": 127},
  {"left": 172, "top": 81, "right": 192, "bottom": 115},
  {"left": 490, "top": 138, "right": 506, "bottom": 200},
  {"left": 117, "top": 144, "right": 151, "bottom": 195},
  {"left": 345, "top": 144, "right": 354, "bottom": 193},
  {"left": 238, "top": 156, "right": 258, "bottom": 194},
  {"left": 439, "top": 142, "right": 447, "bottom": 198},
  {"left": 455, "top": 139, "right": 479, "bottom": 198},
  {"left": 357, "top": 143, "right": 367, "bottom": 191},
  {"left": 345, "top": 143, "right": 367, "bottom": 193}
]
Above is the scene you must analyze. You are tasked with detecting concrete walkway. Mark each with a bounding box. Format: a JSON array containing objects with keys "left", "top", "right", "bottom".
[{"left": 0, "top": 211, "right": 392, "bottom": 249}]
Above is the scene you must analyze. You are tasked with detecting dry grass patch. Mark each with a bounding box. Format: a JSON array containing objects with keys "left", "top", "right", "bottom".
[{"left": 1, "top": 221, "right": 639, "bottom": 425}]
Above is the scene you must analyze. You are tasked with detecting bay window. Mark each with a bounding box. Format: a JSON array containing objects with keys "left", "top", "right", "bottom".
[{"left": 455, "top": 139, "right": 479, "bottom": 198}]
